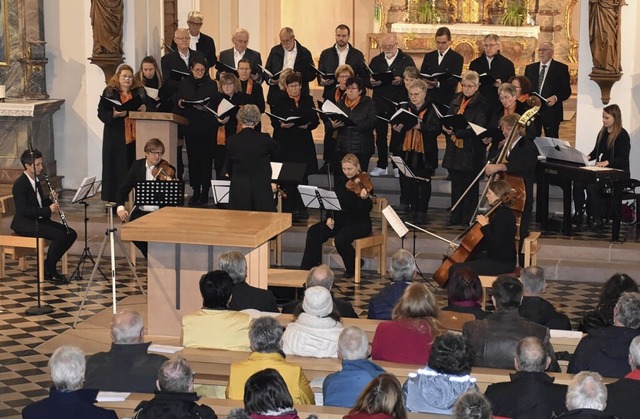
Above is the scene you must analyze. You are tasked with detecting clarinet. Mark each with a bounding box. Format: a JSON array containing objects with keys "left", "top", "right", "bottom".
[{"left": 43, "top": 174, "right": 70, "bottom": 234}]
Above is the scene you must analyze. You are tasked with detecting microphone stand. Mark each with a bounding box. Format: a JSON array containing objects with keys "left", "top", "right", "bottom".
[{"left": 25, "top": 140, "right": 54, "bottom": 316}]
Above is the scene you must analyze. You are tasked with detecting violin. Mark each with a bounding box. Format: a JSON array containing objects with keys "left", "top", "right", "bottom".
[
  {"left": 152, "top": 159, "right": 177, "bottom": 180},
  {"left": 346, "top": 172, "right": 377, "bottom": 202}
]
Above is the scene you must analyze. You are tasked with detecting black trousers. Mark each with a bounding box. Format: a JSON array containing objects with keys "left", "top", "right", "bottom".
[
  {"left": 450, "top": 169, "right": 478, "bottom": 225},
  {"left": 322, "top": 122, "right": 336, "bottom": 164},
  {"left": 374, "top": 119, "right": 389, "bottom": 169},
  {"left": 185, "top": 135, "right": 214, "bottom": 192},
  {"left": 129, "top": 207, "right": 151, "bottom": 258},
  {"left": 574, "top": 181, "right": 607, "bottom": 218},
  {"left": 300, "top": 219, "right": 371, "bottom": 275},
  {"left": 15, "top": 219, "right": 77, "bottom": 274},
  {"left": 449, "top": 256, "right": 515, "bottom": 278}
]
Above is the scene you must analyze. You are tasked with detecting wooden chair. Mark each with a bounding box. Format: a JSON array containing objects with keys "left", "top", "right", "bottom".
[
  {"left": 438, "top": 310, "right": 476, "bottom": 332},
  {"left": 0, "top": 234, "right": 68, "bottom": 282},
  {"left": 523, "top": 231, "right": 541, "bottom": 267},
  {"left": 326, "top": 197, "right": 388, "bottom": 283}
]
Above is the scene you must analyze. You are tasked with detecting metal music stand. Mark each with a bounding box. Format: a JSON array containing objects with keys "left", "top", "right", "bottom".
[
  {"left": 298, "top": 185, "right": 341, "bottom": 220},
  {"left": 391, "top": 156, "right": 431, "bottom": 182},
  {"left": 135, "top": 180, "right": 185, "bottom": 207}
]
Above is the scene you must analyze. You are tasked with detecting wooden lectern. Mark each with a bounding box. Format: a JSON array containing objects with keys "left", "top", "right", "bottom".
[
  {"left": 121, "top": 207, "right": 292, "bottom": 337},
  {"left": 128, "top": 112, "right": 188, "bottom": 168}
]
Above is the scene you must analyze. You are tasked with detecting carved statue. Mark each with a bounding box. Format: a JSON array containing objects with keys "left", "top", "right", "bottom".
[
  {"left": 90, "top": 0, "right": 124, "bottom": 56},
  {"left": 588, "top": 0, "right": 625, "bottom": 74}
]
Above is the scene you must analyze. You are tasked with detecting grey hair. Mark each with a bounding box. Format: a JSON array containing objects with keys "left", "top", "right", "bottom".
[
  {"left": 338, "top": 326, "right": 369, "bottom": 360},
  {"left": 521, "top": 266, "right": 545, "bottom": 294},
  {"left": 566, "top": 371, "right": 607, "bottom": 411},
  {"left": 390, "top": 249, "right": 416, "bottom": 282},
  {"left": 306, "top": 264, "right": 334, "bottom": 290},
  {"left": 461, "top": 70, "right": 480, "bottom": 87},
  {"left": 249, "top": 316, "right": 283, "bottom": 353},
  {"left": 237, "top": 105, "right": 262, "bottom": 127},
  {"left": 111, "top": 309, "right": 144, "bottom": 344},
  {"left": 516, "top": 337, "right": 547, "bottom": 372},
  {"left": 219, "top": 250, "right": 247, "bottom": 284},
  {"left": 158, "top": 356, "right": 193, "bottom": 392},
  {"left": 453, "top": 391, "right": 492, "bottom": 419},
  {"left": 615, "top": 292, "right": 640, "bottom": 328},
  {"left": 630, "top": 336, "right": 640, "bottom": 369},
  {"left": 497, "top": 83, "right": 517, "bottom": 98},
  {"left": 49, "top": 345, "right": 86, "bottom": 391}
]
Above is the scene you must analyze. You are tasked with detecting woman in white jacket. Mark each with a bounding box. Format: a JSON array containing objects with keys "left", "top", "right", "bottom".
[{"left": 282, "top": 286, "right": 344, "bottom": 358}]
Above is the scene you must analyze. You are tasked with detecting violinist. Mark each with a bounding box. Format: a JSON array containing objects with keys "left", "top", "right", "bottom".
[
  {"left": 116, "top": 138, "right": 176, "bottom": 258},
  {"left": 448, "top": 179, "right": 517, "bottom": 278},
  {"left": 485, "top": 113, "right": 539, "bottom": 265},
  {"left": 300, "top": 154, "right": 373, "bottom": 279}
]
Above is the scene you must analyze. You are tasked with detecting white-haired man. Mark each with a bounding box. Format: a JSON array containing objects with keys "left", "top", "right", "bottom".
[
  {"left": 218, "top": 28, "right": 262, "bottom": 81},
  {"left": 518, "top": 266, "right": 571, "bottom": 330},
  {"left": 368, "top": 249, "right": 415, "bottom": 320},
  {"left": 557, "top": 371, "right": 615, "bottom": 418},
  {"left": 604, "top": 335, "right": 640, "bottom": 418},
  {"left": 219, "top": 250, "right": 278, "bottom": 312}
]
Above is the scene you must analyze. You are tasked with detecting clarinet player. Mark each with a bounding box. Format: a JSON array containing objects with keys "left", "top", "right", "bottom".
[{"left": 11, "top": 150, "right": 77, "bottom": 284}]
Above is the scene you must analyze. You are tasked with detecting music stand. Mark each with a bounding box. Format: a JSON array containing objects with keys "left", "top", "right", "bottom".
[
  {"left": 135, "top": 180, "right": 185, "bottom": 207},
  {"left": 68, "top": 177, "right": 107, "bottom": 283},
  {"left": 391, "top": 156, "right": 431, "bottom": 182},
  {"left": 211, "top": 180, "right": 230, "bottom": 205},
  {"left": 298, "top": 185, "right": 341, "bottom": 211}
]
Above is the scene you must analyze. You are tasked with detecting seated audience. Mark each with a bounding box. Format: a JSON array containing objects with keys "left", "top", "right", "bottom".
[
  {"left": 133, "top": 356, "right": 216, "bottom": 419},
  {"left": 558, "top": 371, "right": 615, "bottom": 419},
  {"left": 371, "top": 282, "right": 444, "bottom": 365},
  {"left": 403, "top": 333, "right": 478, "bottom": 414},
  {"left": 519, "top": 266, "right": 572, "bottom": 330},
  {"left": 441, "top": 268, "right": 490, "bottom": 319},
  {"left": 569, "top": 292, "right": 640, "bottom": 378},
  {"left": 462, "top": 275, "right": 560, "bottom": 371},
  {"left": 281, "top": 286, "right": 343, "bottom": 358},
  {"left": 452, "top": 392, "right": 492, "bottom": 419},
  {"left": 22, "top": 345, "right": 118, "bottom": 419},
  {"left": 219, "top": 250, "right": 278, "bottom": 312},
  {"left": 323, "top": 326, "right": 385, "bottom": 408},
  {"left": 243, "top": 368, "right": 300, "bottom": 419},
  {"left": 226, "top": 317, "right": 314, "bottom": 404},
  {"left": 579, "top": 273, "right": 638, "bottom": 333},
  {"left": 344, "top": 374, "right": 408, "bottom": 419},
  {"left": 484, "top": 336, "right": 568, "bottom": 419},
  {"left": 182, "top": 270, "right": 251, "bottom": 350},
  {"left": 368, "top": 249, "right": 415, "bottom": 320},
  {"left": 604, "top": 335, "right": 640, "bottom": 419},
  {"left": 85, "top": 310, "right": 168, "bottom": 393},
  {"left": 281, "top": 264, "right": 358, "bottom": 318}
]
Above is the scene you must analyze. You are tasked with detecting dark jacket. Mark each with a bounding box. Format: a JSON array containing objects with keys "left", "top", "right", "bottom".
[
  {"left": 605, "top": 370, "right": 640, "bottom": 419},
  {"left": 368, "top": 281, "right": 412, "bottom": 320},
  {"left": 218, "top": 47, "right": 262, "bottom": 81},
  {"left": 368, "top": 49, "right": 416, "bottom": 117},
  {"left": 265, "top": 41, "right": 315, "bottom": 104},
  {"left": 441, "top": 304, "right": 490, "bottom": 320},
  {"left": 519, "top": 295, "right": 572, "bottom": 330},
  {"left": 568, "top": 326, "right": 640, "bottom": 378},
  {"left": 173, "top": 74, "right": 219, "bottom": 136},
  {"left": 317, "top": 43, "right": 367, "bottom": 96},
  {"left": 85, "top": 342, "right": 168, "bottom": 393},
  {"left": 484, "top": 371, "right": 568, "bottom": 419},
  {"left": 524, "top": 59, "right": 571, "bottom": 132},
  {"left": 229, "top": 281, "right": 279, "bottom": 313},
  {"left": 335, "top": 95, "right": 377, "bottom": 156},
  {"left": 114, "top": 158, "right": 177, "bottom": 208},
  {"left": 134, "top": 391, "right": 217, "bottom": 419},
  {"left": 462, "top": 308, "right": 560, "bottom": 371},
  {"left": 397, "top": 100, "right": 441, "bottom": 173},
  {"left": 322, "top": 359, "right": 386, "bottom": 408},
  {"left": 555, "top": 409, "right": 617, "bottom": 419},
  {"left": 22, "top": 387, "right": 118, "bottom": 419},
  {"left": 240, "top": 78, "right": 265, "bottom": 113},
  {"left": 588, "top": 128, "right": 631, "bottom": 172},
  {"left": 579, "top": 302, "right": 616, "bottom": 333},
  {"left": 419, "top": 48, "right": 464, "bottom": 107},
  {"left": 171, "top": 32, "right": 216, "bottom": 68},
  {"left": 282, "top": 294, "right": 358, "bottom": 319},
  {"left": 160, "top": 48, "right": 207, "bottom": 112},
  {"left": 478, "top": 205, "right": 517, "bottom": 265},
  {"left": 11, "top": 173, "right": 52, "bottom": 233},
  {"left": 469, "top": 52, "right": 515, "bottom": 110}
]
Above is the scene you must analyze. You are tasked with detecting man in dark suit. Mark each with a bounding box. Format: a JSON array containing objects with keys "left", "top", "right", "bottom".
[
  {"left": 524, "top": 42, "right": 571, "bottom": 138},
  {"left": 116, "top": 138, "right": 176, "bottom": 258},
  {"left": 264, "top": 27, "right": 316, "bottom": 105},
  {"left": 217, "top": 28, "right": 263, "bottom": 82},
  {"left": 469, "top": 34, "right": 515, "bottom": 110},
  {"left": 518, "top": 266, "right": 572, "bottom": 330},
  {"left": 170, "top": 11, "right": 216, "bottom": 68},
  {"left": 11, "top": 149, "right": 77, "bottom": 283},
  {"left": 368, "top": 33, "right": 416, "bottom": 176},
  {"left": 282, "top": 264, "right": 358, "bottom": 318},
  {"left": 317, "top": 24, "right": 368, "bottom": 173},
  {"left": 605, "top": 335, "right": 640, "bottom": 419},
  {"left": 219, "top": 250, "right": 279, "bottom": 313},
  {"left": 419, "top": 26, "right": 464, "bottom": 108}
]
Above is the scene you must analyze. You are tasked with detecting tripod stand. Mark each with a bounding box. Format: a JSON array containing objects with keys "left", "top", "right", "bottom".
[
  {"left": 73, "top": 203, "right": 145, "bottom": 328},
  {"left": 68, "top": 200, "right": 108, "bottom": 283}
]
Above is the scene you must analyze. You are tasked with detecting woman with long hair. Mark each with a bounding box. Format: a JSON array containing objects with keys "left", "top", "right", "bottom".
[
  {"left": 442, "top": 268, "right": 489, "bottom": 319},
  {"left": 243, "top": 369, "right": 299, "bottom": 419},
  {"left": 134, "top": 55, "right": 164, "bottom": 111},
  {"left": 579, "top": 273, "right": 638, "bottom": 333},
  {"left": 344, "top": 374, "right": 408, "bottom": 419}
]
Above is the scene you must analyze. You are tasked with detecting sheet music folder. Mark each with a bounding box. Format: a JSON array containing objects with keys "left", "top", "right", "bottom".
[
  {"left": 211, "top": 180, "right": 230, "bottom": 204},
  {"left": 534, "top": 137, "right": 591, "bottom": 166},
  {"left": 135, "top": 181, "right": 185, "bottom": 207},
  {"left": 298, "top": 185, "right": 341, "bottom": 211},
  {"left": 272, "top": 162, "right": 307, "bottom": 184}
]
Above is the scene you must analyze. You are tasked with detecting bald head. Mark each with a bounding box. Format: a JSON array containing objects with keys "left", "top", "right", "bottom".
[
  {"left": 538, "top": 41, "right": 554, "bottom": 64},
  {"left": 306, "top": 264, "right": 335, "bottom": 290},
  {"left": 111, "top": 310, "right": 144, "bottom": 344},
  {"left": 515, "top": 336, "right": 549, "bottom": 372},
  {"left": 381, "top": 33, "right": 399, "bottom": 58}
]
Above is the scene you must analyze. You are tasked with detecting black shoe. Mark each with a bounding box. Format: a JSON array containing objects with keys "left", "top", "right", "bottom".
[
  {"left": 571, "top": 211, "right": 584, "bottom": 226},
  {"left": 398, "top": 203, "right": 410, "bottom": 212},
  {"left": 45, "top": 271, "right": 66, "bottom": 284},
  {"left": 590, "top": 219, "right": 604, "bottom": 232},
  {"left": 343, "top": 271, "right": 355, "bottom": 279},
  {"left": 298, "top": 208, "right": 309, "bottom": 220},
  {"left": 188, "top": 196, "right": 202, "bottom": 207}
]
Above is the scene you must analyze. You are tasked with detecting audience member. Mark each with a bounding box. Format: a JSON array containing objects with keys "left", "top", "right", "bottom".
[
  {"left": 182, "top": 270, "right": 251, "bottom": 350},
  {"left": 403, "top": 333, "right": 477, "bottom": 414},
  {"left": 133, "top": 356, "right": 217, "bottom": 419},
  {"left": 22, "top": 345, "right": 118, "bottom": 419},
  {"left": 85, "top": 310, "right": 168, "bottom": 393},
  {"left": 557, "top": 371, "right": 615, "bottom": 418},
  {"left": 219, "top": 250, "right": 278, "bottom": 312},
  {"left": 371, "top": 282, "right": 444, "bottom": 364},
  {"left": 462, "top": 275, "right": 560, "bottom": 371},
  {"left": 441, "top": 268, "right": 489, "bottom": 319},
  {"left": 569, "top": 292, "right": 640, "bottom": 378},
  {"left": 282, "top": 286, "right": 343, "bottom": 358},
  {"left": 344, "top": 374, "right": 408, "bottom": 419},
  {"left": 226, "top": 317, "right": 314, "bottom": 404},
  {"left": 323, "top": 326, "right": 385, "bottom": 408},
  {"left": 368, "top": 249, "right": 415, "bottom": 320},
  {"left": 243, "top": 369, "right": 300, "bottom": 419},
  {"left": 604, "top": 335, "right": 640, "bottom": 418},
  {"left": 452, "top": 392, "right": 492, "bottom": 419},
  {"left": 484, "top": 336, "right": 568, "bottom": 419},
  {"left": 579, "top": 273, "right": 638, "bottom": 333},
  {"left": 519, "top": 266, "right": 572, "bottom": 330},
  {"left": 282, "top": 265, "right": 358, "bottom": 318}
]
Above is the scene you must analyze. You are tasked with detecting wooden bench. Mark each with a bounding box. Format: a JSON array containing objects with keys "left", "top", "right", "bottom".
[
  {"left": 0, "top": 234, "right": 68, "bottom": 282},
  {"left": 267, "top": 268, "right": 307, "bottom": 288}
]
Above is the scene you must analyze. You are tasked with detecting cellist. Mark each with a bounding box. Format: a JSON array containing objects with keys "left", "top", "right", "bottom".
[
  {"left": 448, "top": 179, "right": 517, "bottom": 277},
  {"left": 485, "top": 113, "right": 539, "bottom": 265}
]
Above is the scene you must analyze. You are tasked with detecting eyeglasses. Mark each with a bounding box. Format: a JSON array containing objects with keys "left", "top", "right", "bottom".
[
  {"left": 192, "top": 68, "right": 206, "bottom": 73},
  {"left": 175, "top": 37, "right": 190, "bottom": 41},
  {"left": 381, "top": 44, "right": 396, "bottom": 50},
  {"left": 499, "top": 95, "right": 514, "bottom": 102},
  {"left": 146, "top": 151, "right": 163, "bottom": 156},
  {"left": 483, "top": 43, "right": 498, "bottom": 48},
  {"left": 337, "top": 74, "right": 351, "bottom": 79},
  {"left": 187, "top": 21, "right": 203, "bottom": 26},
  {"left": 120, "top": 76, "right": 133, "bottom": 81},
  {"left": 538, "top": 48, "right": 550, "bottom": 52},
  {"left": 461, "top": 83, "right": 476, "bottom": 89}
]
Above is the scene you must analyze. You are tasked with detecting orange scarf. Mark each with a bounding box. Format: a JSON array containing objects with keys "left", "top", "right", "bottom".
[
  {"left": 403, "top": 108, "right": 427, "bottom": 153},
  {"left": 457, "top": 96, "right": 471, "bottom": 115},
  {"left": 334, "top": 88, "right": 344, "bottom": 103},
  {"left": 245, "top": 78, "right": 253, "bottom": 95},
  {"left": 344, "top": 95, "right": 361, "bottom": 110},
  {"left": 503, "top": 103, "right": 516, "bottom": 116},
  {"left": 121, "top": 91, "right": 136, "bottom": 144}
]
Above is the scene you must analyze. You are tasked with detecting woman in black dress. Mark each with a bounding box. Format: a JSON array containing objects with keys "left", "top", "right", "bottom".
[
  {"left": 98, "top": 64, "right": 147, "bottom": 202},
  {"left": 134, "top": 55, "right": 164, "bottom": 111},
  {"left": 174, "top": 56, "right": 219, "bottom": 206},
  {"left": 237, "top": 58, "right": 265, "bottom": 114}
]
